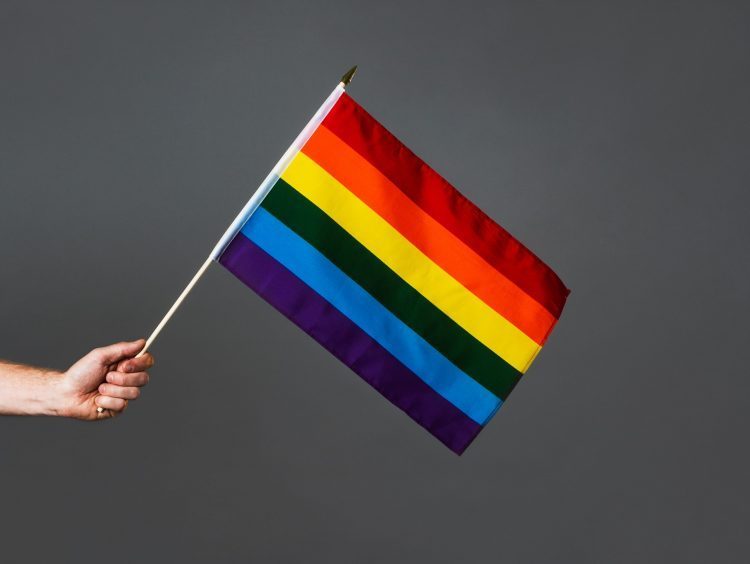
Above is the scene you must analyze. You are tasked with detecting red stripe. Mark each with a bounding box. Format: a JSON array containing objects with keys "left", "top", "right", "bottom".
[{"left": 323, "top": 93, "right": 570, "bottom": 318}]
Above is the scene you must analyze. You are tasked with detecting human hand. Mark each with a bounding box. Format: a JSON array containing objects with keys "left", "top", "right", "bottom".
[{"left": 58, "top": 339, "right": 154, "bottom": 420}]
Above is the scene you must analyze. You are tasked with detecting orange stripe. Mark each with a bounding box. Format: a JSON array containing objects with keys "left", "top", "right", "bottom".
[{"left": 301, "top": 125, "right": 556, "bottom": 345}]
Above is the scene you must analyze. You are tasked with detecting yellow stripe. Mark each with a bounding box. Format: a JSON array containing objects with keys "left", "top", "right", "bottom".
[{"left": 280, "top": 153, "right": 541, "bottom": 373}]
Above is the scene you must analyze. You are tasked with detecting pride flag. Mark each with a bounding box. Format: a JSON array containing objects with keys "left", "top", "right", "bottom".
[{"left": 218, "top": 93, "right": 569, "bottom": 454}]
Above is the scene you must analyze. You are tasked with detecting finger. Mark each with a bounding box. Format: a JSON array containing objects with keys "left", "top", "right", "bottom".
[
  {"left": 98, "top": 383, "right": 141, "bottom": 400},
  {"left": 106, "top": 370, "right": 149, "bottom": 387},
  {"left": 93, "top": 339, "right": 146, "bottom": 365},
  {"left": 115, "top": 353, "right": 154, "bottom": 373},
  {"left": 95, "top": 395, "right": 128, "bottom": 412}
]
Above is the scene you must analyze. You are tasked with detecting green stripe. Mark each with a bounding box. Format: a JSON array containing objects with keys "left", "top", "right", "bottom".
[{"left": 261, "top": 178, "right": 522, "bottom": 400}]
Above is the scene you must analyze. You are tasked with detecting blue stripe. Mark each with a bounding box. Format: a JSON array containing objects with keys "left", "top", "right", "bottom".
[{"left": 242, "top": 207, "right": 501, "bottom": 425}]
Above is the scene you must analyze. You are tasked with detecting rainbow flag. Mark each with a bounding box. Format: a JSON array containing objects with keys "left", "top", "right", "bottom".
[{"left": 218, "top": 93, "right": 569, "bottom": 454}]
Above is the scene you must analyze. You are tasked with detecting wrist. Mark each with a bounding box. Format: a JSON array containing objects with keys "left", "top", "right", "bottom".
[
  {"left": 35, "top": 370, "right": 70, "bottom": 416},
  {"left": 48, "top": 371, "right": 80, "bottom": 417}
]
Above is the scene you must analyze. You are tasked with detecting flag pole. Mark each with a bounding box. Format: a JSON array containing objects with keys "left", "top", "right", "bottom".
[{"left": 134, "top": 66, "right": 358, "bottom": 359}]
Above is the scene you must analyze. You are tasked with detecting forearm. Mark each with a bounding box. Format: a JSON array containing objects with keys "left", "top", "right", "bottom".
[{"left": 0, "top": 360, "right": 65, "bottom": 416}]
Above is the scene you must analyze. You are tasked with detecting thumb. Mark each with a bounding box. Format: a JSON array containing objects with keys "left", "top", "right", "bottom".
[{"left": 92, "top": 339, "right": 146, "bottom": 365}]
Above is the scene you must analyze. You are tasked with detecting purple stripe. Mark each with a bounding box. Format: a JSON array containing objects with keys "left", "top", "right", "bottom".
[{"left": 219, "top": 232, "right": 482, "bottom": 455}]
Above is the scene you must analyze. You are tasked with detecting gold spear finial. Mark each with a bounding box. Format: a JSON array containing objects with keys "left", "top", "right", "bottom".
[{"left": 340, "top": 65, "right": 358, "bottom": 87}]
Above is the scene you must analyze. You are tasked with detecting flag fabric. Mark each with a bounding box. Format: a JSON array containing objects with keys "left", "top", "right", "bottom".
[{"left": 218, "top": 93, "right": 569, "bottom": 454}]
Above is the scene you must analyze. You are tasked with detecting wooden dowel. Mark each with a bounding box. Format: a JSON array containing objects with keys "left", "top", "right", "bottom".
[{"left": 135, "top": 256, "right": 213, "bottom": 357}]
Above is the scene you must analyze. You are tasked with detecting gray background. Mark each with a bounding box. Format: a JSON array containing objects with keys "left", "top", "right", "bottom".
[{"left": 1, "top": 1, "right": 748, "bottom": 562}]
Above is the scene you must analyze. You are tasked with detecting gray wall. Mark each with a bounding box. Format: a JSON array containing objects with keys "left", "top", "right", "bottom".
[{"left": 1, "top": 1, "right": 748, "bottom": 562}]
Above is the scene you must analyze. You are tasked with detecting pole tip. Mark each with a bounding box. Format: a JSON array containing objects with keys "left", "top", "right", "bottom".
[{"left": 340, "top": 65, "right": 358, "bottom": 87}]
